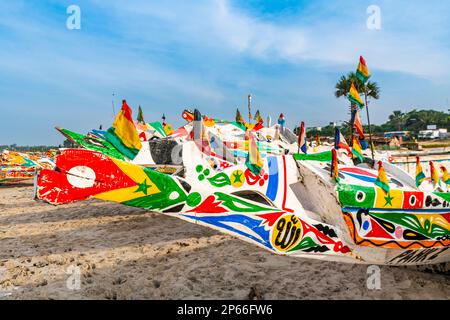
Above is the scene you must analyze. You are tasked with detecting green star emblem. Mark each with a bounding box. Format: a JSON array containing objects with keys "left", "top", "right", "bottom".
[
  {"left": 232, "top": 171, "right": 243, "bottom": 183},
  {"left": 135, "top": 179, "right": 150, "bottom": 195},
  {"left": 384, "top": 193, "right": 394, "bottom": 207}
]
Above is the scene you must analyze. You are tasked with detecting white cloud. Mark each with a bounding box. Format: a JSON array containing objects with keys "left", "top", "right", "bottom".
[{"left": 94, "top": 0, "right": 450, "bottom": 79}]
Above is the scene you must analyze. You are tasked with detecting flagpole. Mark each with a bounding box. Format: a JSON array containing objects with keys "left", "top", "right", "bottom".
[
  {"left": 112, "top": 92, "right": 116, "bottom": 117},
  {"left": 363, "top": 86, "right": 375, "bottom": 163},
  {"left": 350, "top": 105, "right": 355, "bottom": 148},
  {"left": 247, "top": 94, "right": 252, "bottom": 124}
]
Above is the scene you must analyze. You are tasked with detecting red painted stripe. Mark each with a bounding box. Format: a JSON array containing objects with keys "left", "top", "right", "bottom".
[{"left": 340, "top": 167, "right": 377, "bottom": 178}]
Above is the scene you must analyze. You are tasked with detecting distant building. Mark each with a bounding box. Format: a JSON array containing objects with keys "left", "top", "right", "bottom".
[{"left": 418, "top": 128, "right": 448, "bottom": 139}]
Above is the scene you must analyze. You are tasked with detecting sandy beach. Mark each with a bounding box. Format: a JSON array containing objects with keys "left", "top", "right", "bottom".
[{"left": 0, "top": 185, "right": 448, "bottom": 300}]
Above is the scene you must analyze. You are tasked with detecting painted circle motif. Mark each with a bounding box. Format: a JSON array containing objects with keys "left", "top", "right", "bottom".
[
  {"left": 394, "top": 226, "right": 403, "bottom": 239},
  {"left": 355, "top": 190, "right": 366, "bottom": 203},
  {"left": 271, "top": 214, "right": 303, "bottom": 252},
  {"left": 230, "top": 169, "right": 245, "bottom": 188},
  {"left": 186, "top": 192, "right": 202, "bottom": 207},
  {"left": 409, "top": 195, "right": 416, "bottom": 207},
  {"left": 66, "top": 166, "right": 96, "bottom": 189},
  {"left": 362, "top": 220, "right": 370, "bottom": 231},
  {"left": 169, "top": 191, "right": 179, "bottom": 200}
]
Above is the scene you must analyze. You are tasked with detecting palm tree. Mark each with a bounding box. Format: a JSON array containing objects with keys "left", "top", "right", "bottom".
[
  {"left": 335, "top": 72, "right": 380, "bottom": 110},
  {"left": 388, "top": 111, "right": 406, "bottom": 131},
  {"left": 335, "top": 72, "right": 380, "bottom": 143}
]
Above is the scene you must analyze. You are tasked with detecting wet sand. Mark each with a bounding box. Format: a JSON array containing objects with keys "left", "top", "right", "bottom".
[{"left": 0, "top": 186, "right": 449, "bottom": 299}]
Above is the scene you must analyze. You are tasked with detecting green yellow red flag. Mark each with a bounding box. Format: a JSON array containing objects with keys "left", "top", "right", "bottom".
[
  {"left": 105, "top": 100, "right": 142, "bottom": 160},
  {"left": 356, "top": 56, "right": 371, "bottom": 83}
]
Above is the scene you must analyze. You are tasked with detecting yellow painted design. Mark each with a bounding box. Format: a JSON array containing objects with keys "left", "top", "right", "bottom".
[
  {"left": 164, "top": 123, "right": 174, "bottom": 135},
  {"left": 204, "top": 119, "right": 216, "bottom": 127},
  {"left": 94, "top": 186, "right": 147, "bottom": 203},
  {"left": 375, "top": 188, "right": 403, "bottom": 208},
  {"left": 230, "top": 169, "right": 245, "bottom": 187},
  {"left": 417, "top": 215, "right": 450, "bottom": 231},
  {"left": 271, "top": 214, "right": 303, "bottom": 252},
  {"left": 110, "top": 158, "right": 160, "bottom": 194}
]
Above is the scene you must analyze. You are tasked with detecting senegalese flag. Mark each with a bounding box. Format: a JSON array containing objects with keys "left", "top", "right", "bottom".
[
  {"left": 254, "top": 110, "right": 263, "bottom": 124},
  {"left": 356, "top": 55, "right": 371, "bottom": 83},
  {"left": 375, "top": 161, "right": 390, "bottom": 194},
  {"left": 105, "top": 100, "right": 142, "bottom": 160},
  {"left": 351, "top": 108, "right": 365, "bottom": 139},
  {"left": 298, "top": 121, "right": 307, "bottom": 154},
  {"left": 348, "top": 83, "right": 364, "bottom": 109},
  {"left": 246, "top": 131, "right": 263, "bottom": 175},
  {"left": 331, "top": 148, "right": 339, "bottom": 182},
  {"left": 163, "top": 123, "right": 174, "bottom": 135},
  {"left": 351, "top": 136, "right": 364, "bottom": 161},
  {"left": 334, "top": 128, "right": 352, "bottom": 156},
  {"left": 430, "top": 161, "right": 440, "bottom": 185},
  {"left": 415, "top": 156, "right": 426, "bottom": 187},
  {"left": 137, "top": 105, "right": 145, "bottom": 124},
  {"left": 440, "top": 166, "right": 450, "bottom": 185},
  {"left": 236, "top": 109, "right": 244, "bottom": 124}
]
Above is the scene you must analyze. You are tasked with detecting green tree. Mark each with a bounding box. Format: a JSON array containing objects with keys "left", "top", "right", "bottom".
[
  {"left": 63, "top": 139, "right": 75, "bottom": 148},
  {"left": 388, "top": 110, "right": 406, "bottom": 130},
  {"left": 334, "top": 72, "right": 380, "bottom": 142},
  {"left": 335, "top": 72, "right": 380, "bottom": 112}
]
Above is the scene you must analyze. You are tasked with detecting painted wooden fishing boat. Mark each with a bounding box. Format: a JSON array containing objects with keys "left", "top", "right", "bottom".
[
  {"left": 1, "top": 150, "right": 54, "bottom": 185},
  {"left": 34, "top": 142, "right": 450, "bottom": 266},
  {"left": 376, "top": 149, "right": 450, "bottom": 177}
]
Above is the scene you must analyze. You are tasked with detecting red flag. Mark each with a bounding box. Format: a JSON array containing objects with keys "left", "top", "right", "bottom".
[{"left": 353, "top": 109, "right": 365, "bottom": 140}]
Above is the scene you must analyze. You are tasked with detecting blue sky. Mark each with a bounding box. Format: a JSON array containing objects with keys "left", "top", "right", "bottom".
[{"left": 1, "top": 0, "right": 450, "bottom": 145}]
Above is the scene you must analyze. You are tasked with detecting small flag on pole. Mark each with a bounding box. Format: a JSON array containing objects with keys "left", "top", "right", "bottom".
[
  {"left": 375, "top": 161, "right": 390, "bottom": 194},
  {"left": 137, "top": 105, "right": 145, "bottom": 124},
  {"left": 236, "top": 109, "right": 244, "bottom": 124},
  {"left": 351, "top": 108, "right": 365, "bottom": 140},
  {"left": 441, "top": 166, "right": 450, "bottom": 185},
  {"left": 430, "top": 161, "right": 440, "bottom": 186},
  {"left": 254, "top": 110, "right": 263, "bottom": 124},
  {"left": 356, "top": 56, "right": 371, "bottom": 83},
  {"left": 298, "top": 121, "right": 307, "bottom": 154},
  {"left": 347, "top": 83, "right": 364, "bottom": 109},
  {"left": 246, "top": 131, "right": 263, "bottom": 175},
  {"left": 278, "top": 113, "right": 286, "bottom": 128},
  {"left": 105, "top": 100, "right": 142, "bottom": 160},
  {"left": 331, "top": 148, "right": 339, "bottom": 182},
  {"left": 334, "top": 128, "right": 352, "bottom": 156},
  {"left": 415, "top": 157, "right": 426, "bottom": 187},
  {"left": 351, "top": 137, "right": 364, "bottom": 161}
]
